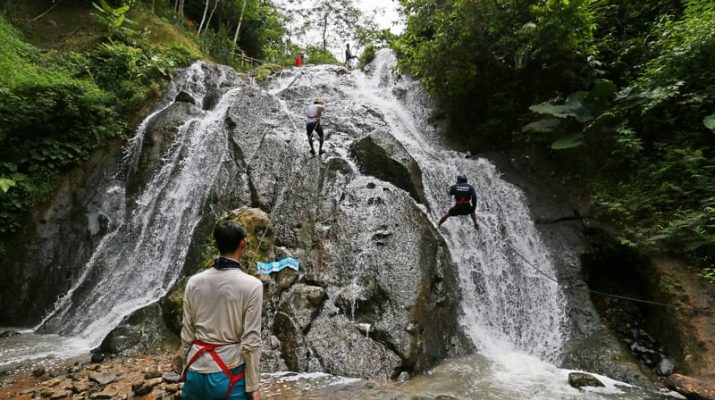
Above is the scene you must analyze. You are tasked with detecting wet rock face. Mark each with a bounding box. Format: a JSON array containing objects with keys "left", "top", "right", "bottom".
[
  {"left": 491, "top": 152, "right": 652, "bottom": 386},
  {"left": 0, "top": 144, "right": 124, "bottom": 325},
  {"left": 349, "top": 131, "right": 428, "bottom": 207},
  {"left": 99, "top": 304, "right": 178, "bottom": 356}
]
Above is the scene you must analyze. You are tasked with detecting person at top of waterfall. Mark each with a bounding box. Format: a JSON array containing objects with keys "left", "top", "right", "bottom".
[
  {"left": 305, "top": 100, "right": 326, "bottom": 155},
  {"left": 294, "top": 53, "right": 303, "bottom": 67},
  {"left": 344, "top": 44, "right": 358, "bottom": 69},
  {"left": 178, "top": 220, "right": 263, "bottom": 400},
  {"left": 437, "top": 175, "right": 478, "bottom": 228}
]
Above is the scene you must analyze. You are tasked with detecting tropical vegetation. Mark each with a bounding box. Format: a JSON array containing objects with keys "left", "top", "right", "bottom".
[{"left": 396, "top": 0, "right": 715, "bottom": 276}]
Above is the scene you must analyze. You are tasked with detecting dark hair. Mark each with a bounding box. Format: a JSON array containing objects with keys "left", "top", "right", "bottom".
[
  {"left": 214, "top": 220, "right": 246, "bottom": 254},
  {"left": 457, "top": 175, "right": 468, "bottom": 183}
]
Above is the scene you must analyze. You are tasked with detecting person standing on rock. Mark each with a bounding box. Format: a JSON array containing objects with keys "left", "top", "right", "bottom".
[
  {"left": 344, "top": 44, "right": 358, "bottom": 69},
  {"left": 437, "top": 175, "right": 478, "bottom": 229},
  {"left": 305, "top": 100, "right": 325, "bottom": 155},
  {"left": 179, "top": 220, "right": 263, "bottom": 400}
]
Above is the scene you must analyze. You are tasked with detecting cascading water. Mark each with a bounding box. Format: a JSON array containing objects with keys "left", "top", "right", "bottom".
[
  {"left": 2, "top": 50, "right": 679, "bottom": 399},
  {"left": 0, "top": 63, "right": 245, "bottom": 366},
  {"left": 354, "top": 51, "right": 567, "bottom": 361}
]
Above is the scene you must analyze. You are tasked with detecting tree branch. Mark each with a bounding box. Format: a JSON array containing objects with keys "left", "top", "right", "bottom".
[{"left": 30, "top": 0, "right": 64, "bottom": 22}]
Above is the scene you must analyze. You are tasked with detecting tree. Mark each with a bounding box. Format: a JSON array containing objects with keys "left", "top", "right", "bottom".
[{"left": 232, "top": 0, "right": 249, "bottom": 46}]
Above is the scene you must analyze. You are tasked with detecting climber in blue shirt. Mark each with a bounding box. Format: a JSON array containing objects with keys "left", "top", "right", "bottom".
[{"left": 437, "top": 175, "right": 478, "bottom": 228}]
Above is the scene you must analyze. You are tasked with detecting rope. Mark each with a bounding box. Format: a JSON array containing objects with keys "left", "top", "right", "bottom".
[{"left": 508, "top": 243, "right": 709, "bottom": 312}]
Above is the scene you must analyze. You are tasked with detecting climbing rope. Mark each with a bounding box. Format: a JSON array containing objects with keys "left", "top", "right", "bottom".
[{"left": 508, "top": 242, "right": 709, "bottom": 313}]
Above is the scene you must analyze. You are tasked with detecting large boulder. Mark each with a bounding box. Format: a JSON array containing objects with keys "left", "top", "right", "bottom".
[
  {"left": 99, "top": 304, "right": 178, "bottom": 355},
  {"left": 349, "top": 131, "right": 427, "bottom": 207},
  {"left": 666, "top": 374, "right": 715, "bottom": 400}
]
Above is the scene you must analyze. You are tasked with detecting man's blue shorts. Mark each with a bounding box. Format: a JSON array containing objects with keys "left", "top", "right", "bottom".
[{"left": 182, "top": 364, "right": 247, "bottom": 400}]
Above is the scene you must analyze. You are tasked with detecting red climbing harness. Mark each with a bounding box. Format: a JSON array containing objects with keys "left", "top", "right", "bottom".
[
  {"left": 456, "top": 198, "right": 471, "bottom": 205},
  {"left": 183, "top": 340, "right": 245, "bottom": 399}
]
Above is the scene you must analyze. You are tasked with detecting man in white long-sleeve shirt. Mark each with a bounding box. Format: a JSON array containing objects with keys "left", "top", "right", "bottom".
[
  {"left": 305, "top": 100, "right": 325, "bottom": 155},
  {"left": 180, "top": 220, "right": 263, "bottom": 400}
]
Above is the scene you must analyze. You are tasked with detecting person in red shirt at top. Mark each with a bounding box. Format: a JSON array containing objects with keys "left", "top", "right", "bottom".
[{"left": 294, "top": 54, "right": 303, "bottom": 67}]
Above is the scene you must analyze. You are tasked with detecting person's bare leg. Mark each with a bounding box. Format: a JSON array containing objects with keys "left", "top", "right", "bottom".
[
  {"left": 307, "top": 132, "right": 315, "bottom": 154},
  {"left": 470, "top": 212, "right": 478, "bottom": 228},
  {"left": 437, "top": 213, "right": 450, "bottom": 227}
]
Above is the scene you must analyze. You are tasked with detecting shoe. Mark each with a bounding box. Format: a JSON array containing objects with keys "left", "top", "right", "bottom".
[
  {"left": 309, "top": 149, "right": 316, "bottom": 155},
  {"left": 474, "top": 223, "right": 479, "bottom": 230},
  {"left": 319, "top": 149, "right": 325, "bottom": 155}
]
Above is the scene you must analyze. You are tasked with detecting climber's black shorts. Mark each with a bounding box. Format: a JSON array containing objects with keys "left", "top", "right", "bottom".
[
  {"left": 306, "top": 121, "right": 323, "bottom": 138},
  {"left": 448, "top": 203, "right": 474, "bottom": 216}
]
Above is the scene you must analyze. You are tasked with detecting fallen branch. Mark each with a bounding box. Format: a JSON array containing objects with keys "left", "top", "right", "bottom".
[{"left": 30, "top": 0, "right": 64, "bottom": 22}]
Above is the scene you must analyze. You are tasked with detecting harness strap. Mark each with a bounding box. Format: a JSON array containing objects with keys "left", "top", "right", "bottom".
[
  {"left": 183, "top": 340, "right": 246, "bottom": 399},
  {"left": 456, "top": 198, "right": 470, "bottom": 205}
]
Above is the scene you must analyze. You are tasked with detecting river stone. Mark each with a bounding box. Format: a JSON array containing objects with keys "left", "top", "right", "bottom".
[
  {"left": 50, "top": 389, "right": 71, "bottom": 399},
  {"left": 0, "top": 330, "right": 19, "bottom": 338},
  {"left": 89, "top": 372, "right": 116, "bottom": 386},
  {"left": 162, "top": 372, "right": 182, "bottom": 384},
  {"left": 90, "top": 352, "right": 105, "bottom": 364},
  {"left": 90, "top": 388, "right": 119, "bottom": 399},
  {"left": 32, "top": 367, "right": 46, "bottom": 378},
  {"left": 568, "top": 372, "right": 605, "bottom": 389},
  {"left": 658, "top": 357, "right": 676, "bottom": 376},
  {"left": 349, "top": 131, "right": 427, "bottom": 206},
  {"left": 666, "top": 374, "right": 715, "bottom": 400}
]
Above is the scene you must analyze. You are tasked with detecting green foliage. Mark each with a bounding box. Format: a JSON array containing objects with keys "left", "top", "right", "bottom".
[
  {"left": 305, "top": 46, "right": 339, "bottom": 65},
  {"left": 92, "top": 0, "right": 139, "bottom": 40},
  {"left": 357, "top": 43, "right": 376, "bottom": 69},
  {"left": 398, "top": 0, "right": 715, "bottom": 275},
  {"left": 251, "top": 63, "right": 283, "bottom": 83},
  {"left": 0, "top": 11, "right": 197, "bottom": 240},
  {"left": 396, "top": 0, "right": 596, "bottom": 147}
]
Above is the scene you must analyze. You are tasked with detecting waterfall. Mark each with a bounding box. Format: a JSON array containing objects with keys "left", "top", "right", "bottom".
[
  {"left": 34, "top": 63, "right": 240, "bottom": 347},
  {"left": 7, "top": 52, "right": 567, "bottom": 374},
  {"left": 353, "top": 50, "right": 568, "bottom": 361}
]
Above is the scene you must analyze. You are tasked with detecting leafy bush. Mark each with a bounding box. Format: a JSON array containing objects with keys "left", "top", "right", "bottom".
[
  {"left": 0, "top": 11, "right": 197, "bottom": 250},
  {"left": 305, "top": 46, "right": 339, "bottom": 65},
  {"left": 357, "top": 43, "right": 376, "bottom": 69}
]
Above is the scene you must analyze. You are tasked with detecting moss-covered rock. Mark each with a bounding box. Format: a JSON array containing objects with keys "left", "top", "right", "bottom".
[{"left": 161, "top": 207, "right": 276, "bottom": 335}]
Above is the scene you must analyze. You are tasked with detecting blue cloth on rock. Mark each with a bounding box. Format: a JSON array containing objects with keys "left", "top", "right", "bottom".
[{"left": 257, "top": 257, "right": 300, "bottom": 275}]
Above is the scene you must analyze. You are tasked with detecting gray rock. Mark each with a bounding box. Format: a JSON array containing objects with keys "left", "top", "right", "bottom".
[
  {"left": 88, "top": 372, "right": 116, "bottom": 385},
  {"left": 349, "top": 131, "right": 428, "bottom": 206},
  {"left": 162, "top": 372, "right": 182, "bottom": 384},
  {"left": 657, "top": 357, "right": 675, "bottom": 376},
  {"left": 90, "top": 352, "right": 105, "bottom": 363},
  {"left": 568, "top": 372, "right": 605, "bottom": 389},
  {"left": 174, "top": 91, "right": 195, "bottom": 104},
  {"left": 32, "top": 367, "right": 45, "bottom": 378},
  {"left": 0, "top": 330, "right": 19, "bottom": 338},
  {"left": 99, "top": 303, "right": 177, "bottom": 356}
]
